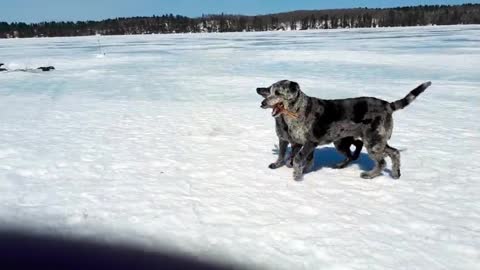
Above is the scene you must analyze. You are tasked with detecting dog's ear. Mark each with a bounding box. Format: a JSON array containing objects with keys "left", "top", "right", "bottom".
[
  {"left": 289, "top": 81, "right": 300, "bottom": 93},
  {"left": 284, "top": 81, "right": 300, "bottom": 101},
  {"left": 256, "top": 87, "right": 270, "bottom": 98}
]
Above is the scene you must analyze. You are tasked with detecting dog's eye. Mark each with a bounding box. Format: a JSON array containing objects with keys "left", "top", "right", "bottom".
[{"left": 275, "top": 90, "right": 281, "bottom": 96}]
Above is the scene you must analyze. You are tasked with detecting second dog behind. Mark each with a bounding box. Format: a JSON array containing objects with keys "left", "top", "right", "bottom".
[{"left": 257, "top": 87, "right": 363, "bottom": 173}]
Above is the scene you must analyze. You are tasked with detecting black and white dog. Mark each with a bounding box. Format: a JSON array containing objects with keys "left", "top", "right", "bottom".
[
  {"left": 257, "top": 87, "right": 363, "bottom": 173},
  {"left": 257, "top": 80, "right": 431, "bottom": 181}
]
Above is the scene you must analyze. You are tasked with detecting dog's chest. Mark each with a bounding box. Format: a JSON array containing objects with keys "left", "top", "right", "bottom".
[{"left": 284, "top": 117, "right": 309, "bottom": 144}]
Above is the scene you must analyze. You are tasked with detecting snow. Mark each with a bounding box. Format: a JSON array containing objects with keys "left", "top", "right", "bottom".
[{"left": 0, "top": 25, "right": 479, "bottom": 269}]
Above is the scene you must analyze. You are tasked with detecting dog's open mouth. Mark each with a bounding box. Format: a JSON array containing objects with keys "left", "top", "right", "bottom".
[{"left": 271, "top": 103, "right": 284, "bottom": 117}]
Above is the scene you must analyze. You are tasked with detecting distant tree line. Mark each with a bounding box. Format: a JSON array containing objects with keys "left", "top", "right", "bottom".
[{"left": 1, "top": 4, "right": 479, "bottom": 38}]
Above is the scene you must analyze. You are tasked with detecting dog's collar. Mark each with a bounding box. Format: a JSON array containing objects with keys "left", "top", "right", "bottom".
[{"left": 285, "top": 92, "right": 306, "bottom": 119}]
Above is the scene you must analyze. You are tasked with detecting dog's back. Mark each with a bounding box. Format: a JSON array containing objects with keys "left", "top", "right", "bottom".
[
  {"left": 310, "top": 82, "right": 432, "bottom": 128},
  {"left": 322, "top": 97, "right": 391, "bottom": 122}
]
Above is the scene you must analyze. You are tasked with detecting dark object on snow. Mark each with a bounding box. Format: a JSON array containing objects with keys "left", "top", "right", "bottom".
[
  {"left": 0, "top": 65, "right": 56, "bottom": 73},
  {"left": 37, "top": 66, "right": 55, "bottom": 71}
]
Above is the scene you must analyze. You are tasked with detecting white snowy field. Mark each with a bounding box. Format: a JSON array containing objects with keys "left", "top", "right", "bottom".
[{"left": 0, "top": 25, "right": 479, "bottom": 269}]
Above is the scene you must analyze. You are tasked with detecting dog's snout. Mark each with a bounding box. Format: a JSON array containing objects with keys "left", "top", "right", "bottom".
[
  {"left": 261, "top": 99, "right": 268, "bottom": 108},
  {"left": 256, "top": 88, "right": 262, "bottom": 95}
]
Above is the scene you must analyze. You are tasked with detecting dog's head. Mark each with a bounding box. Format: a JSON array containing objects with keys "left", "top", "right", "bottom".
[{"left": 256, "top": 80, "right": 300, "bottom": 118}]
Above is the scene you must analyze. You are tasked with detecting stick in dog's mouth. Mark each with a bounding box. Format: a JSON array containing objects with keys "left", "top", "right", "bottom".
[
  {"left": 271, "top": 103, "right": 284, "bottom": 117},
  {"left": 271, "top": 103, "right": 298, "bottom": 118}
]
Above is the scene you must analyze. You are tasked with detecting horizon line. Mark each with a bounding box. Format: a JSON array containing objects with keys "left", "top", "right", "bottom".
[{"left": 2, "top": 2, "right": 478, "bottom": 24}]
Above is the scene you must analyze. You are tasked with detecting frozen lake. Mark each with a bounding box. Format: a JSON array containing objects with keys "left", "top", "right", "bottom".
[{"left": 1, "top": 25, "right": 479, "bottom": 269}]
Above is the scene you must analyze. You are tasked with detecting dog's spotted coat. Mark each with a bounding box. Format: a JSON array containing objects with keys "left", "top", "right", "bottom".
[{"left": 258, "top": 80, "right": 431, "bottom": 181}]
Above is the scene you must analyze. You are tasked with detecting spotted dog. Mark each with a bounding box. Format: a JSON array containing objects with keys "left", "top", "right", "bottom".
[
  {"left": 257, "top": 87, "right": 363, "bottom": 173},
  {"left": 258, "top": 80, "right": 431, "bottom": 181}
]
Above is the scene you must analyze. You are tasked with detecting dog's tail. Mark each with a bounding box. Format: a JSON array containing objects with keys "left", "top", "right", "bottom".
[{"left": 389, "top": 81, "right": 432, "bottom": 112}]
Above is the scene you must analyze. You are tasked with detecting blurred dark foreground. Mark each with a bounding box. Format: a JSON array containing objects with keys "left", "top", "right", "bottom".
[{"left": 0, "top": 229, "right": 246, "bottom": 270}]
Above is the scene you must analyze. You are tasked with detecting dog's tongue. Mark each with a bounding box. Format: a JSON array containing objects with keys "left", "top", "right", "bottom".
[{"left": 272, "top": 106, "right": 282, "bottom": 117}]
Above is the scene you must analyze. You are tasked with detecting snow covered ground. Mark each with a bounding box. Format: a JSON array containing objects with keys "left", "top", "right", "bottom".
[{"left": 0, "top": 25, "right": 479, "bottom": 269}]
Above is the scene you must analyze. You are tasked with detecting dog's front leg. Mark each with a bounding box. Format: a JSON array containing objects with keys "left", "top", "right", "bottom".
[
  {"left": 286, "top": 143, "right": 302, "bottom": 168},
  {"left": 269, "top": 139, "right": 288, "bottom": 169},
  {"left": 292, "top": 142, "right": 316, "bottom": 181}
]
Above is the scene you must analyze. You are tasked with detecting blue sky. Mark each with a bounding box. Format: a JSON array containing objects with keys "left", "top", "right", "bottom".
[{"left": 1, "top": 0, "right": 479, "bottom": 23}]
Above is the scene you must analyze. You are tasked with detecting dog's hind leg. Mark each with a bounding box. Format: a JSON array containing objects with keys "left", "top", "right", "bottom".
[
  {"left": 333, "top": 137, "right": 363, "bottom": 169},
  {"left": 385, "top": 144, "right": 401, "bottom": 179},
  {"left": 361, "top": 146, "right": 386, "bottom": 179},
  {"left": 333, "top": 138, "right": 353, "bottom": 169},
  {"left": 361, "top": 132, "right": 388, "bottom": 178},
  {"left": 269, "top": 139, "right": 288, "bottom": 169},
  {"left": 360, "top": 116, "right": 390, "bottom": 179},
  {"left": 286, "top": 143, "right": 302, "bottom": 168},
  {"left": 351, "top": 139, "right": 364, "bottom": 160}
]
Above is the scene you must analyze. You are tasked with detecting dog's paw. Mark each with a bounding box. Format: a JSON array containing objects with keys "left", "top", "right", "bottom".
[
  {"left": 333, "top": 159, "right": 350, "bottom": 169},
  {"left": 269, "top": 162, "right": 283, "bottom": 169},
  {"left": 360, "top": 172, "right": 379, "bottom": 179},
  {"left": 391, "top": 169, "right": 401, "bottom": 179},
  {"left": 293, "top": 171, "right": 304, "bottom": 181}
]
